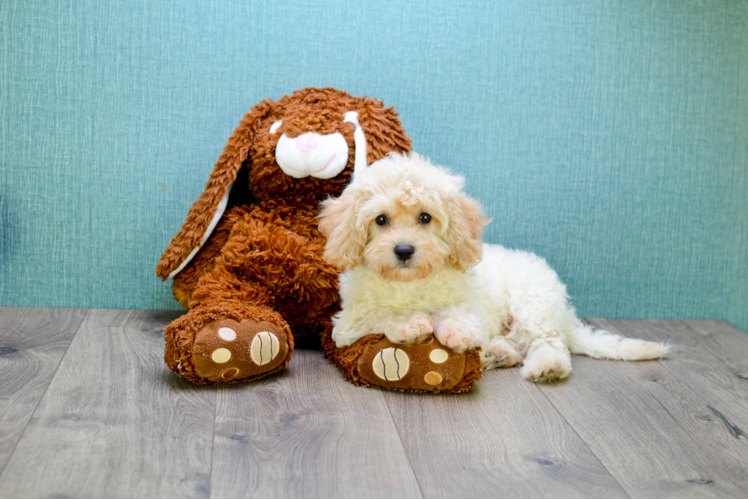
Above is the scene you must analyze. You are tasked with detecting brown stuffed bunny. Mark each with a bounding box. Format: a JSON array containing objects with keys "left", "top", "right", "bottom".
[{"left": 157, "top": 87, "right": 482, "bottom": 392}]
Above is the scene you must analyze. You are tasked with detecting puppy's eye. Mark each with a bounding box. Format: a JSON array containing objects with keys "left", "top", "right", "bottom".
[
  {"left": 375, "top": 215, "right": 389, "bottom": 226},
  {"left": 419, "top": 213, "right": 432, "bottom": 224}
]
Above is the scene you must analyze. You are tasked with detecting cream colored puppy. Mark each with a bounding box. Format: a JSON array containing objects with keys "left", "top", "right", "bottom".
[{"left": 319, "top": 152, "right": 668, "bottom": 382}]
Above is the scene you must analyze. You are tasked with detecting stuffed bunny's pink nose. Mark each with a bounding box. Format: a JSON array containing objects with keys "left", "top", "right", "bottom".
[{"left": 295, "top": 132, "right": 321, "bottom": 155}]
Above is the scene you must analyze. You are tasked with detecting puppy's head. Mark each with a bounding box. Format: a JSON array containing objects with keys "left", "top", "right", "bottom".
[{"left": 318, "top": 152, "right": 489, "bottom": 281}]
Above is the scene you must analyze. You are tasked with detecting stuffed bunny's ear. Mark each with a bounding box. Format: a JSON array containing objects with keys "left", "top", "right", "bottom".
[{"left": 156, "top": 100, "right": 274, "bottom": 280}]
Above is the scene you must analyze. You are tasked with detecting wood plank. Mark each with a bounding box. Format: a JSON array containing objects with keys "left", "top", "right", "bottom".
[
  {"left": 678, "top": 319, "right": 748, "bottom": 382},
  {"left": 383, "top": 367, "right": 628, "bottom": 498},
  {"left": 0, "top": 309, "right": 216, "bottom": 499},
  {"left": 635, "top": 320, "right": 748, "bottom": 430},
  {"left": 0, "top": 307, "right": 87, "bottom": 476},
  {"left": 536, "top": 319, "right": 748, "bottom": 498},
  {"left": 210, "top": 349, "right": 423, "bottom": 499}
]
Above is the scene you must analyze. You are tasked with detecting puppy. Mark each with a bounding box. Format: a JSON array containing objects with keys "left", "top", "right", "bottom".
[{"left": 318, "top": 152, "right": 668, "bottom": 382}]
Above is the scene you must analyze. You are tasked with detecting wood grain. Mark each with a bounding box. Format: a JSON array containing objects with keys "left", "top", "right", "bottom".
[
  {"left": 677, "top": 320, "right": 748, "bottom": 384},
  {"left": 0, "top": 309, "right": 216, "bottom": 499},
  {"left": 210, "top": 349, "right": 423, "bottom": 498},
  {"left": 0, "top": 307, "right": 87, "bottom": 475},
  {"left": 2, "top": 310, "right": 747, "bottom": 499},
  {"left": 537, "top": 319, "right": 748, "bottom": 498},
  {"left": 383, "top": 367, "right": 628, "bottom": 498}
]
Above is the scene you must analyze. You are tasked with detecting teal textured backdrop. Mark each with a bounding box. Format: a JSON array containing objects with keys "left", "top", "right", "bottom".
[{"left": 1, "top": 1, "right": 746, "bottom": 332}]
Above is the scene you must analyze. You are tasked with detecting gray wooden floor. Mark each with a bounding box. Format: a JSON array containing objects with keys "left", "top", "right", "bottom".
[{"left": 1, "top": 308, "right": 747, "bottom": 498}]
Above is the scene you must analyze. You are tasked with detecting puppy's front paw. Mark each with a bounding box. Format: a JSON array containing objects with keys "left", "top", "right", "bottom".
[
  {"left": 385, "top": 313, "right": 435, "bottom": 345},
  {"left": 486, "top": 337, "right": 523, "bottom": 369},
  {"left": 434, "top": 319, "right": 483, "bottom": 353}
]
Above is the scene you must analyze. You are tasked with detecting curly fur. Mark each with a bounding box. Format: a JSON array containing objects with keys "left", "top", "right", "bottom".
[
  {"left": 320, "top": 152, "right": 669, "bottom": 383},
  {"left": 157, "top": 88, "right": 411, "bottom": 383}
]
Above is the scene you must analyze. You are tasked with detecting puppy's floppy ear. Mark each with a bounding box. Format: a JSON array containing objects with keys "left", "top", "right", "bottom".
[
  {"left": 156, "top": 99, "right": 275, "bottom": 280},
  {"left": 318, "top": 184, "right": 367, "bottom": 269},
  {"left": 443, "top": 192, "right": 489, "bottom": 271}
]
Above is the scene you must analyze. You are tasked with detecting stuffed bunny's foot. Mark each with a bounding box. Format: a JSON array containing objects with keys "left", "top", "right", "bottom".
[
  {"left": 331, "top": 335, "right": 483, "bottom": 393},
  {"left": 165, "top": 306, "right": 293, "bottom": 384},
  {"left": 191, "top": 318, "right": 290, "bottom": 382}
]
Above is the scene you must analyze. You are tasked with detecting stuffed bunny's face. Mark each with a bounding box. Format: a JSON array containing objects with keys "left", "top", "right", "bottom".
[
  {"left": 156, "top": 87, "right": 411, "bottom": 281},
  {"left": 247, "top": 88, "right": 410, "bottom": 203}
]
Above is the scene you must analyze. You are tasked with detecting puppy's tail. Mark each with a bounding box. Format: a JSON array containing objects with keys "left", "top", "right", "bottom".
[{"left": 566, "top": 321, "right": 669, "bottom": 361}]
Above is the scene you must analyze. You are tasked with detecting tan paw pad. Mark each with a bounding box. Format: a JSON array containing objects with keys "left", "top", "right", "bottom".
[
  {"left": 211, "top": 348, "right": 232, "bottom": 363},
  {"left": 250, "top": 331, "right": 280, "bottom": 366},
  {"left": 218, "top": 327, "right": 237, "bottom": 341},
  {"left": 424, "top": 371, "right": 443, "bottom": 385},
  {"left": 429, "top": 348, "right": 449, "bottom": 364},
  {"left": 221, "top": 367, "right": 240, "bottom": 380},
  {"left": 372, "top": 347, "right": 410, "bottom": 381}
]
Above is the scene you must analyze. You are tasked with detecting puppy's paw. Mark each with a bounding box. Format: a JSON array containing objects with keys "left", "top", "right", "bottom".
[
  {"left": 486, "top": 337, "right": 523, "bottom": 369},
  {"left": 520, "top": 344, "right": 571, "bottom": 383},
  {"left": 434, "top": 319, "right": 483, "bottom": 353},
  {"left": 385, "top": 313, "right": 435, "bottom": 345}
]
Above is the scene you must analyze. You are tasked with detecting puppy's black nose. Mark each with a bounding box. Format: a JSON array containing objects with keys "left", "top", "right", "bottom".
[{"left": 394, "top": 244, "right": 415, "bottom": 262}]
